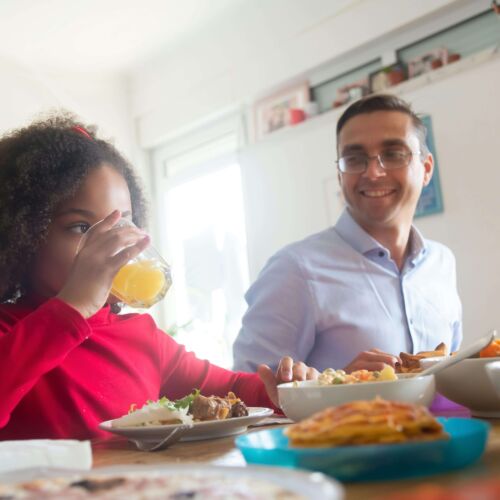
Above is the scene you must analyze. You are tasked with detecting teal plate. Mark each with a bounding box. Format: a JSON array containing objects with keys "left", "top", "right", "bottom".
[{"left": 235, "top": 418, "right": 490, "bottom": 482}]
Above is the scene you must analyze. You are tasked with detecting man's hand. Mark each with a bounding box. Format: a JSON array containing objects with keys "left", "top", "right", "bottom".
[
  {"left": 343, "top": 348, "right": 401, "bottom": 373},
  {"left": 258, "top": 356, "right": 319, "bottom": 407}
]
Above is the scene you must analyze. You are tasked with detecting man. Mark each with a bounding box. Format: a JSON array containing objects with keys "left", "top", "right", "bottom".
[{"left": 233, "top": 94, "right": 462, "bottom": 373}]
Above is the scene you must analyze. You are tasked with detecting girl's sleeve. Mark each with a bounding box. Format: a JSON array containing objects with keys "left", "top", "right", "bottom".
[
  {"left": 157, "top": 331, "right": 276, "bottom": 410},
  {"left": 0, "top": 298, "right": 91, "bottom": 428}
]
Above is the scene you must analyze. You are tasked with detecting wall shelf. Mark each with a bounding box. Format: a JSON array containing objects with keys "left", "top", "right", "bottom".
[{"left": 249, "top": 45, "right": 500, "bottom": 148}]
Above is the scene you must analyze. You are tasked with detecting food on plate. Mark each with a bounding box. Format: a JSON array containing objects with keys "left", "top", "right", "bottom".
[
  {"left": 0, "top": 470, "right": 305, "bottom": 499},
  {"left": 396, "top": 342, "right": 448, "bottom": 373},
  {"left": 318, "top": 364, "right": 397, "bottom": 385},
  {"left": 480, "top": 339, "right": 500, "bottom": 358},
  {"left": 111, "top": 391, "right": 248, "bottom": 428},
  {"left": 191, "top": 392, "right": 249, "bottom": 420},
  {"left": 284, "top": 397, "right": 447, "bottom": 447},
  {"left": 111, "top": 392, "right": 196, "bottom": 427}
]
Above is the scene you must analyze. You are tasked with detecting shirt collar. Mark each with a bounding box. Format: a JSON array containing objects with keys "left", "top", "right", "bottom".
[
  {"left": 334, "top": 209, "right": 384, "bottom": 255},
  {"left": 407, "top": 224, "right": 427, "bottom": 265},
  {"left": 334, "top": 208, "right": 427, "bottom": 262}
]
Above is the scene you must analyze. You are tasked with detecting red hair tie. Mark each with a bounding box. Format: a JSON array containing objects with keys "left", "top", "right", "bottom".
[{"left": 72, "top": 125, "right": 92, "bottom": 140}]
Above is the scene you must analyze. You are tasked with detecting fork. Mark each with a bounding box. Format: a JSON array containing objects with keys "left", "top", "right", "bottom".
[{"left": 132, "top": 424, "right": 193, "bottom": 452}]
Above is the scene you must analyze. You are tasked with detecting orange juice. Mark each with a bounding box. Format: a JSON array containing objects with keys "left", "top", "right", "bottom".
[{"left": 111, "top": 259, "right": 171, "bottom": 308}]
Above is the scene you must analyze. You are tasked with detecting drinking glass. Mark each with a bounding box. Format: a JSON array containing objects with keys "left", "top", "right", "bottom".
[{"left": 77, "top": 218, "right": 172, "bottom": 308}]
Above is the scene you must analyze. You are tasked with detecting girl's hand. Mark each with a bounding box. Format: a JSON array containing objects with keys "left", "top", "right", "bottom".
[
  {"left": 258, "top": 356, "right": 319, "bottom": 407},
  {"left": 57, "top": 210, "right": 150, "bottom": 318}
]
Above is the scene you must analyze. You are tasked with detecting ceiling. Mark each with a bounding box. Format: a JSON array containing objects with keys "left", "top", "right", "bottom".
[
  {"left": 0, "top": 0, "right": 243, "bottom": 73},
  {"left": 0, "top": 0, "right": 359, "bottom": 75}
]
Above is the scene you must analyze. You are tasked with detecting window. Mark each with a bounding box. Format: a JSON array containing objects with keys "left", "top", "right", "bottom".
[
  {"left": 151, "top": 119, "right": 249, "bottom": 368},
  {"left": 311, "top": 59, "right": 381, "bottom": 114},
  {"left": 307, "top": 5, "right": 497, "bottom": 116},
  {"left": 398, "top": 10, "right": 500, "bottom": 65}
]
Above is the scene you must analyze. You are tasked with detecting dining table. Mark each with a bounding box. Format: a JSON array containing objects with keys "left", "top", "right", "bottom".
[{"left": 92, "top": 411, "right": 500, "bottom": 500}]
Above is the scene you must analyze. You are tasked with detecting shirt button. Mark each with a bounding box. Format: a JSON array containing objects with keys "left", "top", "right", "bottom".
[{"left": 409, "top": 319, "right": 413, "bottom": 325}]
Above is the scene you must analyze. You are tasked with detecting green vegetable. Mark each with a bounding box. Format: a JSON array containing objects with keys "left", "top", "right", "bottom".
[
  {"left": 173, "top": 389, "right": 200, "bottom": 410},
  {"left": 132, "top": 389, "right": 201, "bottom": 414},
  {"left": 145, "top": 396, "right": 177, "bottom": 411}
]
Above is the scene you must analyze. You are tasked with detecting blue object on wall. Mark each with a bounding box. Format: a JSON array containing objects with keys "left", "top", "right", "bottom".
[{"left": 415, "top": 115, "right": 444, "bottom": 218}]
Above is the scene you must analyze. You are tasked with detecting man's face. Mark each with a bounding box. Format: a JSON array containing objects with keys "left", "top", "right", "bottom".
[
  {"left": 337, "top": 110, "right": 433, "bottom": 235},
  {"left": 29, "top": 164, "right": 132, "bottom": 299}
]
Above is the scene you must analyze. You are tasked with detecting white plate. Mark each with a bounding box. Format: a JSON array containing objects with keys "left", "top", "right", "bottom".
[
  {"left": 99, "top": 407, "right": 274, "bottom": 444},
  {"left": 0, "top": 464, "right": 343, "bottom": 499}
]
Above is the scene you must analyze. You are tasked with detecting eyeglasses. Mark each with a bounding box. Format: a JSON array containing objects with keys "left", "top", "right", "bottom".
[{"left": 336, "top": 149, "right": 417, "bottom": 174}]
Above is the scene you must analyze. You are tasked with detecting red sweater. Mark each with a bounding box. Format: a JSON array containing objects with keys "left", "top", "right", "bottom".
[{"left": 0, "top": 296, "right": 273, "bottom": 440}]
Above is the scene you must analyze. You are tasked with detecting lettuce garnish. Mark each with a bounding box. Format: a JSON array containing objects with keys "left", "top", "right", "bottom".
[{"left": 130, "top": 389, "right": 200, "bottom": 414}]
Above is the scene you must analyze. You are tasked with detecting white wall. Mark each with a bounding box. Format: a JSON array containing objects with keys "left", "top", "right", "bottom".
[
  {"left": 130, "top": 0, "right": 479, "bottom": 148},
  {"left": 0, "top": 56, "right": 154, "bottom": 199},
  {"left": 239, "top": 52, "right": 500, "bottom": 345},
  {"left": 0, "top": 57, "right": 136, "bottom": 165}
]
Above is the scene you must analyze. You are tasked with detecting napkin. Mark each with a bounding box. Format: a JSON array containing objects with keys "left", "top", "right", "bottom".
[{"left": 0, "top": 439, "right": 92, "bottom": 473}]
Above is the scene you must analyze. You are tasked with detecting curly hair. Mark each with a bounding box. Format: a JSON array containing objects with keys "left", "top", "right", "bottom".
[{"left": 0, "top": 112, "right": 148, "bottom": 303}]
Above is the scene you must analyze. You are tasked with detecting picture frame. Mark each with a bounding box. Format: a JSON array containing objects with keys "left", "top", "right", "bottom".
[
  {"left": 415, "top": 115, "right": 444, "bottom": 218},
  {"left": 408, "top": 48, "right": 449, "bottom": 78},
  {"left": 254, "top": 82, "right": 310, "bottom": 140},
  {"left": 333, "top": 78, "right": 369, "bottom": 108},
  {"left": 368, "top": 63, "right": 406, "bottom": 94}
]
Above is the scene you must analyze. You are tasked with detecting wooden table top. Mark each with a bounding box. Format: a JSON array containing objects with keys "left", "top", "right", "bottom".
[{"left": 92, "top": 418, "right": 500, "bottom": 500}]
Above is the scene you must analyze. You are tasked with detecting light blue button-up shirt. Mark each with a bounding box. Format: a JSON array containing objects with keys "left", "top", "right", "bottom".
[{"left": 233, "top": 209, "right": 462, "bottom": 372}]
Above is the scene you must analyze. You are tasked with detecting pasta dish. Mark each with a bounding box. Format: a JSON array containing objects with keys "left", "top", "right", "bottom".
[
  {"left": 318, "top": 364, "right": 397, "bottom": 385},
  {"left": 285, "top": 397, "right": 447, "bottom": 447}
]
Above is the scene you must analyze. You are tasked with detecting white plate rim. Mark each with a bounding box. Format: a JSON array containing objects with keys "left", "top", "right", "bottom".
[
  {"left": 99, "top": 407, "right": 274, "bottom": 441},
  {"left": 0, "top": 464, "right": 343, "bottom": 499},
  {"left": 278, "top": 375, "right": 432, "bottom": 390}
]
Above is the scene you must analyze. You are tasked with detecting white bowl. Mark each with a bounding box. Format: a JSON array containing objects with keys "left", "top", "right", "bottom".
[
  {"left": 422, "top": 357, "right": 500, "bottom": 418},
  {"left": 485, "top": 360, "right": 500, "bottom": 400},
  {"left": 277, "top": 376, "right": 436, "bottom": 422}
]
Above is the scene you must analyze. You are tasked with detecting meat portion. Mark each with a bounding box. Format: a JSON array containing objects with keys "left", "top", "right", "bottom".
[
  {"left": 399, "top": 352, "right": 422, "bottom": 372},
  {"left": 191, "top": 395, "right": 232, "bottom": 420},
  {"left": 229, "top": 401, "right": 249, "bottom": 418},
  {"left": 190, "top": 393, "right": 248, "bottom": 420},
  {"left": 397, "top": 343, "right": 448, "bottom": 373}
]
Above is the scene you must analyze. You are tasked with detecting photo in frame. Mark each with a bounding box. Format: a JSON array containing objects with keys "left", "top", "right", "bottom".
[
  {"left": 333, "top": 78, "right": 369, "bottom": 108},
  {"left": 254, "top": 82, "right": 310, "bottom": 140},
  {"left": 408, "top": 48, "right": 449, "bottom": 78},
  {"left": 415, "top": 115, "right": 444, "bottom": 218},
  {"left": 368, "top": 63, "right": 406, "bottom": 93}
]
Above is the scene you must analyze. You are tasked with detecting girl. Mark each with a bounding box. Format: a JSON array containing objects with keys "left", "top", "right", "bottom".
[{"left": 0, "top": 114, "right": 318, "bottom": 440}]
